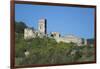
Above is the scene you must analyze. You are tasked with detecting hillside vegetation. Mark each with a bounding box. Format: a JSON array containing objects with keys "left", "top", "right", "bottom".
[
  {"left": 15, "top": 21, "right": 95, "bottom": 66},
  {"left": 15, "top": 33, "right": 95, "bottom": 65}
]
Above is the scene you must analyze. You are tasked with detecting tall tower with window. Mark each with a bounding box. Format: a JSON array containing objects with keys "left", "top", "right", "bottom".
[{"left": 38, "top": 18, "right": 47, "bottom": 35}]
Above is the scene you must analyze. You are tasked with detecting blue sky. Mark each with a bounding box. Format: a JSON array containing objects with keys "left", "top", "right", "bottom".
[{"left": 15, "top": 4, "right": 95, "bottom": 39}]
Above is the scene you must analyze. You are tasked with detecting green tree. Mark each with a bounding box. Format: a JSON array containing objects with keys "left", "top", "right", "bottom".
[{"left": 15, "top": 21, "right": 27, "bottom": 33}]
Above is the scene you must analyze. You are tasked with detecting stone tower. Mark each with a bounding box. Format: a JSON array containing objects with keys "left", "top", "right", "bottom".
[{"left": 38, "top": 18, "right": 47, "bottom": 35}]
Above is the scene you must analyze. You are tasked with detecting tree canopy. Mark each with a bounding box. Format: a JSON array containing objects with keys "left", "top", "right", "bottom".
[{"left": 15, "top": 21, "right": 27, "bottom": 33}]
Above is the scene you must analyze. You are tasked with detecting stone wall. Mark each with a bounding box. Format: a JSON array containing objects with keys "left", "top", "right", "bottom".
[{"left": 24, "top": 28, "right": 36, "bottom": 39}]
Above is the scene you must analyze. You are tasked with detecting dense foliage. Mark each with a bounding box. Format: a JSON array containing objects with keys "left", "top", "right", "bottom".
[
  {"left": 15, "top": 33, "right": 95, "bottom": 66},
  {"left": 87, "top": 38, "right": 94, "bottom": 45},
  {"left": 15, "top": 21, "right": 27, "bottom": 33}
]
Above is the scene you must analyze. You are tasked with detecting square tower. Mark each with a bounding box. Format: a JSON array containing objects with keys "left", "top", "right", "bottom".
[{"left": 38, "top": 18, "right": 47, "bottom": 35}]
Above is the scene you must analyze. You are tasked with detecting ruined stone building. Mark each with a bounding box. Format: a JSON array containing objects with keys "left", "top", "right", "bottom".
[
  {"left": 38, "top": 18, "right": 47, "bottom": 37},
  {"left": 24, "top": 18, "right": 47, "bottom": 39},
  {"left": 24, "top": 18, "right": 87, "bottom": 46},
  {"left": 50, "top": 32, "right": 87, "bottom": 46},
  {"left": 24, "top": 28, "right": 36, "bottom": 39}
]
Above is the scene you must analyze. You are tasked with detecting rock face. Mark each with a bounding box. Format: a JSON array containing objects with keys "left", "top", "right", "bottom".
[{"left": 24, "top": 51, "right": 30, "bottom": 57}]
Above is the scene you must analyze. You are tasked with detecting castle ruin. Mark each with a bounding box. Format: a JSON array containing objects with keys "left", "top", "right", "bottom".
[{"left": 24, "top": 18, "right": 87, "bottom": 46}]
